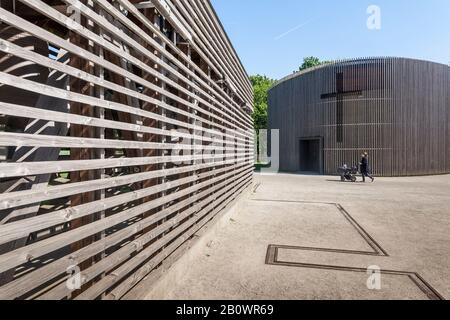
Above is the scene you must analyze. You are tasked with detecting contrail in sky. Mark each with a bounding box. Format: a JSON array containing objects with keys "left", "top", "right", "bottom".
[{"left": 274, "top": 17, "right": 318, "bottom": 40}]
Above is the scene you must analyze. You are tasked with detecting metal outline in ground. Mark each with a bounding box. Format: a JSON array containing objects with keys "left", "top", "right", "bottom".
[
  {"left": 253, "top": 199, "right": 388, "bottom": 256},
  {"left": 265, "top": 244, "right": 444, "bottom": 301},
  {"left": 253, "top": 199, "right": 444, "bottom": 300}
]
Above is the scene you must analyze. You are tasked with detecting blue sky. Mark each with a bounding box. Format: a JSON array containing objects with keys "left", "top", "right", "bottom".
[{"left": 211, "top": 0, "right": 450, "bottom": 79}]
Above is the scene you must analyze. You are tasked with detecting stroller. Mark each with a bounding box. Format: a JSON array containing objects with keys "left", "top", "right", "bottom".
[{"left": 338, "top": 164, "right": 358, "bottom": 182}]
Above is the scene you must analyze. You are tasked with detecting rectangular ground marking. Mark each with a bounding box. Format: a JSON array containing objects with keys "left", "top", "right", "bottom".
[
  {"left": 265, "top": 245, "right": 444, "bottom": 301},
  {"left": 253, "top": 199, "right": 389, "bottom": 256}
]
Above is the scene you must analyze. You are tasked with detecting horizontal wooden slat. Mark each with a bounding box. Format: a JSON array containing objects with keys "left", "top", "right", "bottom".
[
  {"left": 95, "top": 0, "right": 252, "bottom": 123},
  {"left": 0, "top": 168, "right": 252, "bottom": 299},
  {"left": 0, "top": 151, "right": 248, "bottom": 179},
  {"left": 12, "top": 0, "right": 252, "bottom": 130},
  {"left": 114, "top": 0, "right": 252, "bottom": 115},
  {"left": 0, "top": 8, "right": 252, "bottom": 139},
  {"left": 0, "top": 102, "right": 238, "bottom": 145},
  {"left": 179, "top": 0, "right": 252, "bottom": 102},
  {"left": 0, "top": 71, "right": 252, "bottom": 142},
  {"left": 0, "top": 0, "right": 253, "bottom": 300},
  {"left": 171, "top": 0, "right": 253, "bottom": 103},
  {"left": 88, "top": 178, "right": 252, "bottom": 300},
  {"left": 0, "top": 34, "right": 250, "bottom": 140},
  {"left": 0, "top": 131, "right": 249, "bottom": 152},
  {"left": 0, "top": 164, "right": 253, "bottom": 276},
  {"left": 0, "top": 102, "right": 252, "bottom": 149},
  {"left": 109, "top": 178, "right": 251, "bottom": 300},
  {"left": 0, "top": 164, "right": 252, "bottom": 247},
  {"left": 39, "top": 172, "right": 251, "bottom": 300},
  {"left": 0, "top": 158, "right": 251, "bottom": 210}
]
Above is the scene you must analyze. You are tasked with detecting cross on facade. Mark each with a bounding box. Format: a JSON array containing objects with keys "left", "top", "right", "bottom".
[{"left": 321, "top": 73, "right": 362, "bottom": 143}]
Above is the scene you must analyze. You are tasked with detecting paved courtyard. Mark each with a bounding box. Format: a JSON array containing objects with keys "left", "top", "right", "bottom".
[{"left": 143, "top": 173, "right": 450, "bottom": 300}]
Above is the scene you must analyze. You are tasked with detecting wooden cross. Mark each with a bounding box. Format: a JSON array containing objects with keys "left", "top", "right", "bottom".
[{"left": 321, "top": 73, "right": 362, "bottom": 143}]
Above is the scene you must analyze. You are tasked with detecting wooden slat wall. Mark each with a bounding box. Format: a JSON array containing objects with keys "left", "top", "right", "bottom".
[
  {"left": 0, "top": 0, "right": 253, "bottom": 299},
  {"left": 268, "top": 57, "right": 450, "bottom": 177}
]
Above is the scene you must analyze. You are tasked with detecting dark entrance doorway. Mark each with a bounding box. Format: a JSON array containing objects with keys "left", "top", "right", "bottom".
[{"left": 299, "top": 138, "right": 323, "bottom": 174}]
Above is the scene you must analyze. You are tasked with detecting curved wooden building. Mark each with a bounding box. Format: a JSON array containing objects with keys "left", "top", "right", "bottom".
[{"left": 269, "top": 57, "right": 450, "bottom": 177}]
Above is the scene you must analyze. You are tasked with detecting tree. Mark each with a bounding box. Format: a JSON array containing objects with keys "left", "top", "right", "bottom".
[
  {"left": 299, "top": 56, "right": 331, "bottom": 71},
  {"left": 250, "top": 75, "right": 275, "bottom": 131},
  {"left": 250, "top": 75, "right": 276, "bottom": 163}
]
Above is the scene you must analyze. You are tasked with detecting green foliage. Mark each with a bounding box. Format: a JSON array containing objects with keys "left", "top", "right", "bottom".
[
  {"left": 250, "top": 75, "right": 276, "bottom": 164},
  {"left": 250, "top": 75, "right": 276, "bottom": 131},
  {"left": 299, "top": 56, "right": 331, "bottom": 71}
]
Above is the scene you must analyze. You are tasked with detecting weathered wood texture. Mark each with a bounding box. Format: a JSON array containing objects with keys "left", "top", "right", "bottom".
[
  {"left": 269, "top": 57, "right": 450, "bottom": 176},
  {"left": 0, "top": 0, "right": 253, "bottom": 299}
]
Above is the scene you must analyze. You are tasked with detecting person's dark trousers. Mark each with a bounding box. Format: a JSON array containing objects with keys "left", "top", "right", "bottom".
[{"left": 362, "top": 171, "right": 374, "bottom": 182}]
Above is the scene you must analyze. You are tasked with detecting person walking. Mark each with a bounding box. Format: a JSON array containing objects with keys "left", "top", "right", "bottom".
[{"left": 360, "top": 152, "right": 375, "bottom": 183}]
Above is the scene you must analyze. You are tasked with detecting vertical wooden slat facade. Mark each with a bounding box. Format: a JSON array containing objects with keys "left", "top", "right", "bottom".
[
  {"left": 0, "top": 0, "right": 253, "bottom": 299},
  {"left": 269, "top": 57, "right": 450, "bottom": 177}
]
